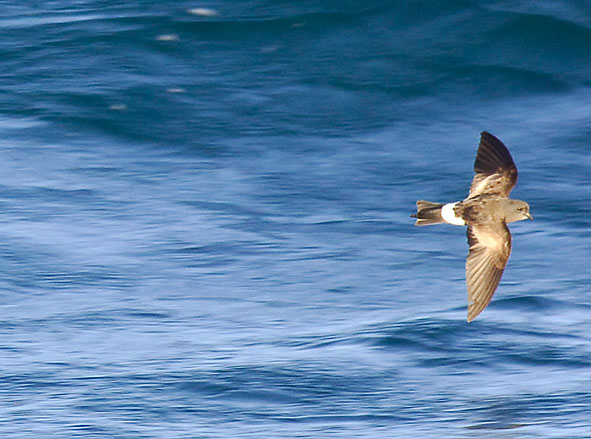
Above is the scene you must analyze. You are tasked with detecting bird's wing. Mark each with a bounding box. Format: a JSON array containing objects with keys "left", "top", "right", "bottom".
[
  {"left": 468, "top": 131, "right": 518, "bottom": 198},
  {"left": 465, "top": 222, "right": 512, "bottom": 322}
]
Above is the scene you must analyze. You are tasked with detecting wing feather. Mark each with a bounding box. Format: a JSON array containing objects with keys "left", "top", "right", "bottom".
[
  {"left": 468, "top": 132, "right": 518, "bottom": 198},
  {"left": 466, "top": 224, "right": 512, "bottom": 322}
]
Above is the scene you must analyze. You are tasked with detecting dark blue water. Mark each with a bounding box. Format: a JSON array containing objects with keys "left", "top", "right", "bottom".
[{"left": 1, "top": 1, "right": 590, "bottom": 437}]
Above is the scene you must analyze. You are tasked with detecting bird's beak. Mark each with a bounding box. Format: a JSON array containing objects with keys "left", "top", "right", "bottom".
[{"left": 526, "top": 213, "right": 533, "bottom": 221}]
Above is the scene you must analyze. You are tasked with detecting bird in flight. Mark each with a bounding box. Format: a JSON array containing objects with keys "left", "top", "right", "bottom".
[{"left": 411, "top": 132, "right": 532, "bottom": 321}]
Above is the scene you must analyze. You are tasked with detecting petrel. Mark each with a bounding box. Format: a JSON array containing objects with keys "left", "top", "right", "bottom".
[{"left": 411, "top": 131, "right": 532, "bottom": 321}]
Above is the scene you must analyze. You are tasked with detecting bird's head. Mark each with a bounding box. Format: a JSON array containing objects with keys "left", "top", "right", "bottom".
[{"left": 506, "top": 200, "right": 532, "bottom": 223}]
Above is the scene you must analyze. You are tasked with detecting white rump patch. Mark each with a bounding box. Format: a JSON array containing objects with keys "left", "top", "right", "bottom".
[{"left": 441, "top": 202, "right": 465, "bottom": 226}]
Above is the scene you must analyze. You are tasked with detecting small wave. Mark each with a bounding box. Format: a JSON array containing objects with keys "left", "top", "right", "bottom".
[
  {"left": 492, "top": 295, "right": 590, "bottom": 314},
  {"left": 0, "top": 13, "right": 107, "bottom": 29},
  {"left": 187, "top": 8, "right": 218, "bottom": 17}
]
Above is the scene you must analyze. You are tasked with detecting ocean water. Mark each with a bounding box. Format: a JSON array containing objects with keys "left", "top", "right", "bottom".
[{"left": 1, "top": 1, "right": 590, "bottom": 437}]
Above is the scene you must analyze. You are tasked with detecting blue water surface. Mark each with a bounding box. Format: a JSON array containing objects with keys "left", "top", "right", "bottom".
[{"left": 1, "top": 1, "right": 590, "bottom": 437}]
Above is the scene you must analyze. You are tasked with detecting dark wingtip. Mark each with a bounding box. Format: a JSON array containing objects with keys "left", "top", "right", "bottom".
[{"left": 475, "top": 131, "right": 516, "bottom": 174}]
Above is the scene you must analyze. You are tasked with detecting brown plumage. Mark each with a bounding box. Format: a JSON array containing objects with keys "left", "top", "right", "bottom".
[{"left": 411, "top": 132, "right": 532, "bottom": 321}]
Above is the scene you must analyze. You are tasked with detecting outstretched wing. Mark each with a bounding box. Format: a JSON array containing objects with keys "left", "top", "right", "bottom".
[
  {"left": 465, "top": 223, "right": 512, "bottom": 322},
  {"left": 468, "top": 132, "right": 518, "bottom": 198}
]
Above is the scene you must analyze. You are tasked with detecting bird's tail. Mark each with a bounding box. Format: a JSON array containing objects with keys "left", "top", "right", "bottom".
[{"left": 411, "top": 200, "right": 445, "bottom": 226}]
